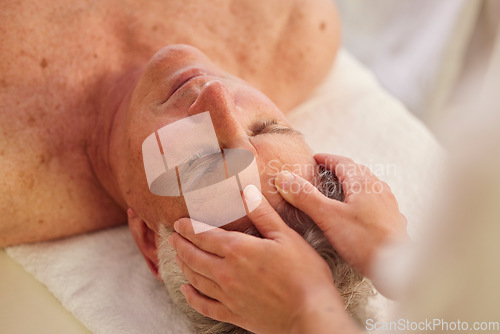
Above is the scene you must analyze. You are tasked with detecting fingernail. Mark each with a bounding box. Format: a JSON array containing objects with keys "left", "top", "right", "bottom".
[
  {"left": 243, "top": 184, "right": 262, "bottom": 212},
  {"left": 174, "top": 220, "right": 180, "bottom": 232},
  {"left": 167, "top": 234, "right": 174, "bottom": 247},
  {"left": 276, "top": 171, "right": 294, "bottom": 190},
  {"left": 175, "top": 254, "right": 180, "bottom": 266},
  {"left": 191, "top": 219, "right": 216, "bottom": 234},
  {"left": 180, "top": 285, "right": 187, "bottom": 294}
]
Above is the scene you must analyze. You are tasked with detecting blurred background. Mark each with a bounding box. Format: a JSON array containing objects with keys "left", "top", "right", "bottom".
[
  {"left": 336, "top": 0, "right": 499, "bottom": 139},
  {"left": 336, "top": 1, "right": 500, "bottom": 327},
  {"left": 399, "top": 51, "right": 500, "bottom": 330}
]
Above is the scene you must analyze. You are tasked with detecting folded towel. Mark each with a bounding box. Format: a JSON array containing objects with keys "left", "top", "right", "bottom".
[{"left": 6, "top": 50, "right": 443, "bottom": 333}]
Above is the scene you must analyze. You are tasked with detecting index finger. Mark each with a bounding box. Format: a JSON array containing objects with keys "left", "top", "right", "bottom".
[
  {"left": 314, "top": 153, "right": 355, "bottom": 173},
  {"left": 174, "top": 218, "right": 246, "bottom": 257},
  {"left": 243, "top": 185, "right": 292, "bottom": 240},
  {"left": 314, "top": 153, "right": 375, "bottom": 182}
]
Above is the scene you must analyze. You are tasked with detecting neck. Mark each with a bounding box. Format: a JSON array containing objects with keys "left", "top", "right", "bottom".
[{"left": 86, "top": 66, "right": 144, "bottom": 210}]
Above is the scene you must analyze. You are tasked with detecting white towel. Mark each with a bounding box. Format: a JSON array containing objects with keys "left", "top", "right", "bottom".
[{"left": 6, "top": 50, "right": 443, "bottom": 333}]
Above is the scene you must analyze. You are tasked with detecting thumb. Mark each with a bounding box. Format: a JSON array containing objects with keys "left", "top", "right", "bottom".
[
  {"left": 275, "top": 171, "right": 345, "bottom": 232},
  {"left": 243, "top": 184, "right": 291, "bottom": 239}
]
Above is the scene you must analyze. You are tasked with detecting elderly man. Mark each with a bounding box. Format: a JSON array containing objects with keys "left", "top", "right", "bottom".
[
  {"left": 0, "top": 1, "right": 378, "bottom": 332},
  {"left": 0, "top": 0, "right": 339, "bottom": 246}
]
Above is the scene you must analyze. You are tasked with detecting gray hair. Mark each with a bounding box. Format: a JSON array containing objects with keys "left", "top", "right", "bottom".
[{"left": 158, "top": 166, "right": 375, "bottom": 334}]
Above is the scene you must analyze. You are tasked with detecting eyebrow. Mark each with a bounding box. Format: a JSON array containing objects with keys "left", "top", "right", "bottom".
[
  {"left": 263, "top": 126, "right": 302, "bottom": 136},
  {"left": 252, "top": 121, "right": 303, "bottom": 137},
  {"left": 184, "top": 123, "right": 302, "bottom": 177}
]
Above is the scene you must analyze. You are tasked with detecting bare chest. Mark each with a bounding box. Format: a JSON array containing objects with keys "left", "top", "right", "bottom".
[
  {"left": 0, "top": 0, "right": 281, "bottom": 242},
  {"left": 0, "top": 0, "right": 334, "bottom": 244}
]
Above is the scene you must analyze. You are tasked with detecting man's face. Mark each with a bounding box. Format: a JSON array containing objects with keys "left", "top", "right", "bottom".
[{"left": 119, "top": 45, "right": 317, "bottom": 231}]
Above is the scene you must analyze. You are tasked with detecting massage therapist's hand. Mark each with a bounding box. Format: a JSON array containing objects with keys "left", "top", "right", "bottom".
[
  {"left": 168, "top": 185, "right": 359, "bottom": 334},
  {"left": 275, "top": 153, "right": 408, "bottom": 282}
]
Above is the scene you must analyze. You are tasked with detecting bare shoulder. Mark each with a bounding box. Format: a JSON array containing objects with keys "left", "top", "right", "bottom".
[
  {"left": 278, "top": 0, "right": 340, "bottom": 110},
  {"left": 0, "top": 0, "right": 126, "bottom": 248}
]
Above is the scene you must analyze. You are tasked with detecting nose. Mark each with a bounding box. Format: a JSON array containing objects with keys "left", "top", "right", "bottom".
[{"left": 188, "top": 80, "right": 247, "bottom": 148}]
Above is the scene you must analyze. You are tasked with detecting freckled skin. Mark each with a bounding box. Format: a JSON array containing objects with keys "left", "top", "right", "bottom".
[
  {"left": 40, "top": 58, "right": 48, "bottom": 68},
  {"left": 0, "top": 0, "right": 340, "bottom": 247}
]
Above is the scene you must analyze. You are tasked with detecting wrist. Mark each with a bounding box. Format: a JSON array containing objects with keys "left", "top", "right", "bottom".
[
  {"left": 361, "top": 229, "right": 410, "bottom": 279},
  {"left": 370, "top": 237, "right": 413, "bottom": 299}
]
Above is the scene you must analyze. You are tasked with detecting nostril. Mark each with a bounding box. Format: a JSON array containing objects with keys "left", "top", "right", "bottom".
[
  {"left": 200, "top": 80, "right": 228, "bottom": 95},
  {"left": 188, "top": 79, "right": 235, "bottom": 116}
]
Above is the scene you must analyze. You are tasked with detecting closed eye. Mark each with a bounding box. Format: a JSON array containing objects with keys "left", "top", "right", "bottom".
[
  {"left": 182, "top": 120, "right": 301, "bottom": 173},
  {"left": 251, "top": 120, "right": 302, "bottom": 136}
]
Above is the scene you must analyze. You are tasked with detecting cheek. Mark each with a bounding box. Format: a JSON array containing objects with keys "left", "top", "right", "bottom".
[
  {"left": 134, "top": 196, "right": 188, "bottom": 231},
  {"left": 157, "top": 198, "right": 189, "bottom": 228}
]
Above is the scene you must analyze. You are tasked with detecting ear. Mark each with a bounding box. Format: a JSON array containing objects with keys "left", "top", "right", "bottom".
[{"left": 127, "top": 208, "right": 162, "bottom": 281}]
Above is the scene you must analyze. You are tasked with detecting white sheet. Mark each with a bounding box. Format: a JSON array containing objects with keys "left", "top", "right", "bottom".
[{"left": 6, "top": 50, "right": 444, "bottom": 333}]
